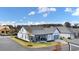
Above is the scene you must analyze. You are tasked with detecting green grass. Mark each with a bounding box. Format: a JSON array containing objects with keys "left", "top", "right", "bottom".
[{"left": 11, "top": 36, "right": 64, "bottom": 48}]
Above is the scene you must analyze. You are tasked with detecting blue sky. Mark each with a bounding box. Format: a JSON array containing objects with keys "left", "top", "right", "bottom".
[{"left": 0, "top": 7, "right": 79, "bottom": 25}]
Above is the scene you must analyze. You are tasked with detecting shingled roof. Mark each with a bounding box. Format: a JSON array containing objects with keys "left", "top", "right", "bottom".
[
  {"left": 32, "top": 27, "right": 56, "bottom": 35},
  {"left": 20, "top": 24, "right": 79, "bottom": 35},
  {"left": 57, "top": 27, "right": 73, "bottom": 34}
]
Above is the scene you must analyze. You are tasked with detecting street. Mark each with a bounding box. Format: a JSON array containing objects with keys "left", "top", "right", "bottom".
[{"left": 0, "top": 36, "right": 53, "bottom": 51}]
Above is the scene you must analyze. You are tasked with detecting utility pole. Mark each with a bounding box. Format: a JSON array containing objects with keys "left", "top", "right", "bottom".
[{"left": 68, "top": 42, "right": 71, "bottom": 51}]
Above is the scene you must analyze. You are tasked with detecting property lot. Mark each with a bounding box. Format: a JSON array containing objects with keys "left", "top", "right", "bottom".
[
  {"left": 0, "top": 36, "right": 79, "bottom": 51},
  {"left": 0, "top": 36, "right": 54, "bottom": 51}
]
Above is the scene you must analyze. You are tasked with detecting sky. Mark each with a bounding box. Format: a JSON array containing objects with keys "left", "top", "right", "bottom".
[{"left": 0, "top": 7, "right": 79, "bottom": 25}]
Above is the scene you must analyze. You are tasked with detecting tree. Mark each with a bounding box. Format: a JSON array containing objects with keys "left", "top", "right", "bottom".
[
  {"left": 74, "top": 24, "right": 78, "bottom": 28},
  {"left": 64, "top": 22, "right": 71, "bottom": 27}
]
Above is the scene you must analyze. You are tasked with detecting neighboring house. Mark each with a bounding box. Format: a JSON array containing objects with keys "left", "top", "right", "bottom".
[
  {"left": 0, "top": 25, "right": 11, "bottom": 35},
  {"left": 57, "top": 27, "right": 75, "bottom": 39},
  {"left": 8, "top": 25, "right": 22, "bottom": 35},
  {"left": 17, "top": 25, "right": 76, "bottom": 42},
  {"left": 72, "top": 28, "right": 79, "bottom": 38}
]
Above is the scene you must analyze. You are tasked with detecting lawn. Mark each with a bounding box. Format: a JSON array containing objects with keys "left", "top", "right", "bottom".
[{"left": 11, "top": 36, "right": 64, "bottom": 48}]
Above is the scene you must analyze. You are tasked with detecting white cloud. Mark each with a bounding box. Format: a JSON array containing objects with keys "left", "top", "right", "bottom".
[
  {"left": 50, "top": 8, "right": 56, "bottom": 11},
  {"left": 28, "top": 11, "right": 35, "bottom": 16},
  {"left": 38, "top": 7, "right": 56, "bottom": 17},
  {"left": 34, "top": 22, "right": 46, "bottom": 25},
  {"left": 0, "top": 21, "right": 16, "bottom": 26},
  {"left": 64, "top": 8, "right": 79, "bottom": 16},
  {"left": 64, "top": 8, "right": 72, "bottom": 12},
  {"left": 26, "top": 21, "right": 64, "bottom": 25},
  {"left": 28, "top": 7, "right": 56, "bottom": 17},
  {"left": 65, "top": 8, "right": 79, "bottom": 16},
  {"left": 72, "top": 8, "right": 79, "bottom": 16},
  {"left": 26, "top": 21, "right": 47, "bottom": 25},
  {"left": 38, "top": 7, "right": 56, "bottom": 13},
  {"left": 27, "top": 21, "right": 33, "bottom": 25},
  {"left": 43, "top": 13, "right": 48, "bottom": 17}
]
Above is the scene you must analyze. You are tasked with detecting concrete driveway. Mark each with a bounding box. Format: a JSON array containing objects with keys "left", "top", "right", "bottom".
[{"left": 0, "top": 36, "right": 53, "bottom": 51}]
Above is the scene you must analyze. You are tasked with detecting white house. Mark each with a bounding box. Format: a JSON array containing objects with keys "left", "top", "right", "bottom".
[
  {"left": 71, "top": 28, "right": 79, "bottom": 38},
  {"left": 17, "top": 27, "right": 30, "bottom": 41},
  {"left": 57, "top": 27, "right": 75, "bottom": 39},
  {"left": 17, "top": 26, "right": 75, "bottom": 42},
  {"left": 31, "top": 27, "right": 59, "bottom": 42}
]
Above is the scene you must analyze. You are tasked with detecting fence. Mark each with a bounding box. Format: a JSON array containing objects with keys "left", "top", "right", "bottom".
[{"left": 69, "top": 43, "right": 79, "bottom": 51}]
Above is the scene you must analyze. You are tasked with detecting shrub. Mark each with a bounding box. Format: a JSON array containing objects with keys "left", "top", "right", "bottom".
[
  {"left": 27, "top": 45, "right": 33, "bottom": 47},
  {"left": 60, "top": 36, "right": 65, "bottom": 40},
  {"left": 67, "top": 37, "right": 71, "bottom": 39},
  {"left": 60, "top": 37, "right": 63, "bottom": 40}
]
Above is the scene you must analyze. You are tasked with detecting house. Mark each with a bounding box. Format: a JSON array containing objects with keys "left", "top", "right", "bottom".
[
  {"left": 17, "top": 26, "right": 58, "bottom": 42},
  {"left": 0, "top": 25, "right": 11, "bottom": 35},
  {"left": 57, "top": 27, "right": 75, "bottom": 39},
  {"left": 8, "top": 25, "right": 23, "bottom": 35},
  {"left": 17, "top": 25, "right": 75, "bottom": 42},
  {"left": 71, "top": 28, "right": 79, "bottom": 38}
]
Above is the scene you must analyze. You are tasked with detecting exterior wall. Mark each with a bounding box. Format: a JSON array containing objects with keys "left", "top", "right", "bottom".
[
  {"left": 52, "top": 29, "right": 60, "bottom": 40},
  {"left": 47, "top": 34, "right": 54, "bottom": 41},
  {"left": 70, "top": 34, "right": 75, "bottom": 39},
  {"left": 47, "top": 35, "right": 52, "bottom": 41},
  {"left": 0, "top": 27, "right": 10, "bottom": 35},
  {"left": 49, "top": 29, "right": 74, "bottom": 40},
  {"left": 47, "top": 29, "right": 60, "bottom": 41},
  {"left": 53, "top": 29, "right": 60, "bottom": 35},
  {"left": 60, "top": 33, "right": 70, "bottom": 38},
  {"left": 74, "top": 33, "right": 79, "bottom": 38},
  {"left": 60, "top": 33, "right": 75, "bottom": 39},
  {"left": 17, "top": 27, "right": 29, "bottom": 41}
]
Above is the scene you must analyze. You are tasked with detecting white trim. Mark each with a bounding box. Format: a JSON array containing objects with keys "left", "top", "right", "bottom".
[
  {"left": 69, "top": 43, "right": 79, "bottom": 51},
  {"left": 70, "top": 43, "right": 79, "bottom": 47}
]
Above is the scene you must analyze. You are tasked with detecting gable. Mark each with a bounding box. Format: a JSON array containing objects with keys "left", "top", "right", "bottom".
[
  {"left": 57, "top": 27, "right": 72, "bottom": 34},
  {"left": 0, "top": 26, "right": 10, "bottom": 32},
  {"left": 18, "top": 27, "right": 28, "bottom": 34},
  {"left": 53, "top": 29, "right": 60, "bottom": 35}
]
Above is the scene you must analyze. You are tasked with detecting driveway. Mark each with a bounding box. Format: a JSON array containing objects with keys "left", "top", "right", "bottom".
[{"left": 0, "top": 36, "right": 53, "bottom": 51}]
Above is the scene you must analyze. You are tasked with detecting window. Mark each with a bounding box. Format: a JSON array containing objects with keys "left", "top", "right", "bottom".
[
  {"left": 1, "top": 31, "right": 4, "bottom": 33},
  {"left": 54, "top": 35, "right": 59, "bottom": 39},
  {"left": 35, "top": 35, "right": 47, "bottom": 42},
  {"left": 21, "top": 34, "right": 23, "bottom": 38},
  {"left": 6, "top": 31, "right": 9, "bottom": 34}
]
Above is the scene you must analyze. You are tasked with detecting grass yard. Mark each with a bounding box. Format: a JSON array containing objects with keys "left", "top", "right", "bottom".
[{"left": 11, "top": 36, "right": 64, "bottom": 48}]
